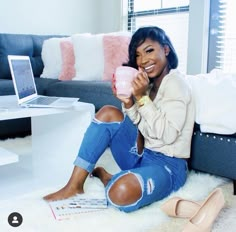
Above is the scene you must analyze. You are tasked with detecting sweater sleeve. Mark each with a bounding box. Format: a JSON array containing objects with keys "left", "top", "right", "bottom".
[
  {"left": 122, "top": 102, "right": 141, "bottom": 125},
  {"left": 138, "top": 76, "right": 191, "bottom": 145}
]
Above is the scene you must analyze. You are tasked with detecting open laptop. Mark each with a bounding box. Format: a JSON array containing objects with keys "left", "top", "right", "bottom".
[{"left": 8, "top": 55, "right": 79, "bottom": 108}]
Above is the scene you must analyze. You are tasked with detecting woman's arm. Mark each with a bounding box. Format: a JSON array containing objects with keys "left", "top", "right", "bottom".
[{"left": 125, "top": 74, "right": 191, "bottom": 144}]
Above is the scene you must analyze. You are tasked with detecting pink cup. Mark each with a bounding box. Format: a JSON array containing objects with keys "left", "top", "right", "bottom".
[{"left": 115, "top": 66, "right": 138, "bottom": 97}]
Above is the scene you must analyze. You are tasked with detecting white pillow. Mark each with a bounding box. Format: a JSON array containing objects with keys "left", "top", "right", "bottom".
[
  {"left": 72, "top": 34, "right": 104, "bottom": 81},
  {"left": 41, "top": 37, "right": 71, "bottom": 79},
  {"left": 106, "top": 31, "right": 132, "bottom": 37}
]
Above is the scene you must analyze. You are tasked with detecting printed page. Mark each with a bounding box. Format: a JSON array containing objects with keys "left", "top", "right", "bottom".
[{"left": 48, "top": 195, "right": 108, "bottom": 220}]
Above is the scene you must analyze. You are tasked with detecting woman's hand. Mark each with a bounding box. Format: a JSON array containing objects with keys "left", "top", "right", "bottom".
[
  {"left": 131, "top": 68, "right": 149, "bottom": 101},
  {"left": 111, "top": 74, "right": 134, "bottom": 108}
]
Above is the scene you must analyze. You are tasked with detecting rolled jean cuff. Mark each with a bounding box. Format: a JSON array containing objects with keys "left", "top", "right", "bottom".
[{"left": 73, "top": 156, "right": 95, "bottom": 173}]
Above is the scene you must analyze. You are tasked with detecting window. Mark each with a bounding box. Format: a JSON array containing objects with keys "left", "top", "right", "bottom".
[
  {"left": 126, "top": 0, "right": 190, "bottom": 73},
  {"left": 208, "top": 0, "right": 236, "bottom": 73}
]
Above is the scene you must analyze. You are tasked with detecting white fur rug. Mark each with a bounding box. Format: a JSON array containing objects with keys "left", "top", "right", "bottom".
[{"left": 0, "top": 136, "right": 234, "bottom": 232}]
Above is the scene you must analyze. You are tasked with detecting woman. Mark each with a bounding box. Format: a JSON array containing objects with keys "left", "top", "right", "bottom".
[{"left": 44, "top": 26, "right": 195, "bottom": 213}]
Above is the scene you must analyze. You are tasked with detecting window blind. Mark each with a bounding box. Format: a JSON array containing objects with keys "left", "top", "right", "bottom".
[
  {"left": 127, "top": 0, "right": 189, "bottom": 73},
  {"left": 208, "top": 0, "right": 236, "bottom": 73}
]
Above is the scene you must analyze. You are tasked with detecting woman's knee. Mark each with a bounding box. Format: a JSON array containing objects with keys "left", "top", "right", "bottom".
[
  {"left": 107, "top": 173, "right": 142, "bottom": 206},
  {"left": 95, "top": 105, "right": 124, "bottom": 122}
]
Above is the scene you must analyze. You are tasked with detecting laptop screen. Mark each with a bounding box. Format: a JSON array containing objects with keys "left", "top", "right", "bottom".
[{"left": 10, "top": 59, "right": 36, "bottom": 100}]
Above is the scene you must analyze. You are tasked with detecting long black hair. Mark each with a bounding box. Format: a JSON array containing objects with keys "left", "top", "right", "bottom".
[{"left": 126, "top": 26, "right": 178, "bottom": 70}]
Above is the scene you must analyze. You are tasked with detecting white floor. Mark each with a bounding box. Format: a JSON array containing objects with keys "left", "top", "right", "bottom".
[
  {"left": 0, "top": 136, "right": 232, "bottom": 232},
  {"left": 0, "top": 137, "right": 72, "bottom": 201}
]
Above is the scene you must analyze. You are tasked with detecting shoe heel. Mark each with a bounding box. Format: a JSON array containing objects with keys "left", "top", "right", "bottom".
[{"left": 182, "top": 188, "right": 225, "bottom": 232}]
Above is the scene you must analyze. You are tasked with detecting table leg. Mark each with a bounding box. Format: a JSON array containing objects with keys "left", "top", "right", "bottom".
[{"left": 31, "top": 110, "right": 92, "bottom": 186}]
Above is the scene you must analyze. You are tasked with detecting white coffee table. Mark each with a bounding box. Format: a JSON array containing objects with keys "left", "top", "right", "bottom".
[{"left": 0, "top": 95, "right": 95, "bottom": 199}]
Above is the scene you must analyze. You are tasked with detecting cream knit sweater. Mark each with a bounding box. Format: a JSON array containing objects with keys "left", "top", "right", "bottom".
[{"left": 122, "top": 69, "right": 195, "bottom": 159}]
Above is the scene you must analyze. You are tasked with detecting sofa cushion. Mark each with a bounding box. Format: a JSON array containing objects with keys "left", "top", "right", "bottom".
[
  {"left": 103, "top": 35, "right": 130, "bottom": 81},
  {"left": 40, "top": 37, "right": 71, "bottom": 79},
  {"left": 71, "top": 33, "right": 131, "bottom": 81},
  {"left": 59, "top": 40, "right": 76, "bottom": 81},
  {"left": 0, "top": 79, "right": 15, "bottom": 95},
  {"left": 0, "top": 33, "right": 65, "bottom": 79},
  {"left": 72, "top": 34, "right": 104, "bottom": 81},
  {"left": 0, "top": 78, "right": 59, "bottom": 96},
  {"left": 34, "top": 77, "right": 60, "bottom": 95},
  {"left": 45, "top": 80, "right": 121, "bottom": 111}
]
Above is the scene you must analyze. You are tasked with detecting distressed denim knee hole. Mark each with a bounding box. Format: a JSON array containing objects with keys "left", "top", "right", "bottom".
[{"left": 106, "top": 171, "right": 144, "bottom": 212}]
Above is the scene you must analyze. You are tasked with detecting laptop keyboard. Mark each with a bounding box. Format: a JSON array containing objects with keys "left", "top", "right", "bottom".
[{"left": 28, "top": 97, "right": 60, "bottom": 105}]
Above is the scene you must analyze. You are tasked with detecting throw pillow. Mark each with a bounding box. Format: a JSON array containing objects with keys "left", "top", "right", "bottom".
[
  {"left": 41, "top": 37, "right": 71, "bottom": 79},
  {"left": 59, "top": 40, "right": 76, "bottom": 81},
  {"left": 103, "top": 35, "right": 131, "bottom": 81},
  {"left": 72, "top": 33, "right": 104, "bottom": 81}
]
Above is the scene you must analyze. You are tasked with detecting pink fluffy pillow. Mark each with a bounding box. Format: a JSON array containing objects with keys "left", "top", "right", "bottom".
[
  {"left": 103, "top": 35, "right": 131, "bottom": 81},
  {"left": 59, "top": 41, "right": 76, "bottom": 81}
]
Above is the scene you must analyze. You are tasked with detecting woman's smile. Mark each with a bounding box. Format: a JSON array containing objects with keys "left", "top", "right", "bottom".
[{"left": 144, "top": 64, "right": 155, "bottom": 72}]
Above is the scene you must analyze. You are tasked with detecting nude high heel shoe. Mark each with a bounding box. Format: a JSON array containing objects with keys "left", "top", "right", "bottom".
[
  {"left": 182, "top": 188, "right": 225, "bottom": 232},
  {"left": 160, "top": 197, "right": 201, "bottom": 218}
]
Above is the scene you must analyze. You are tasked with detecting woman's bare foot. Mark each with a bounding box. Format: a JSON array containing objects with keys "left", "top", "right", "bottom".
[
  {"left": 91, "top": 167, "right": 112, "bottom": 187},
  {"left": 43, "top": 184, "right": 84, "bottom": 201},
  {"left": 43, "top": 166, "right": 89, "bottom": 201}
]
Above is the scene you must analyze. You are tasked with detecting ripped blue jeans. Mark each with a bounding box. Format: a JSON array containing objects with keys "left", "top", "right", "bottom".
[{"left": 74, "top": 115, "right": 188, "bottom": 213}]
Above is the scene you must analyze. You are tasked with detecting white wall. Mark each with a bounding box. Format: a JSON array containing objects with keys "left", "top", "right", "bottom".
[
  {"left": 0, "top": 0, "right": 122, "bottom": 35},
  {"left": 0, "top": 0, "right": 207, "bottom": 74}
]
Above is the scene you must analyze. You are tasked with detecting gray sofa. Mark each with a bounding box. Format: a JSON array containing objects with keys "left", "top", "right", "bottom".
[
  {"left": 0, "top": 33, "right": 235, "bottom": 195},
  {"left": 0, "top": 33, "right": 121, "bottom": 138}
]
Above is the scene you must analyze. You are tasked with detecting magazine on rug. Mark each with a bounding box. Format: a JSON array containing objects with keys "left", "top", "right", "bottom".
[{"left": 48, "top": 195, "right": 108, "bottom": 220}]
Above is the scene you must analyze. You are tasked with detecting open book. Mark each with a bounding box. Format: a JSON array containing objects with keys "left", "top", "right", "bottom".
[{"left": 48, "top": 195, "right": 108, "bottom": 220}]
